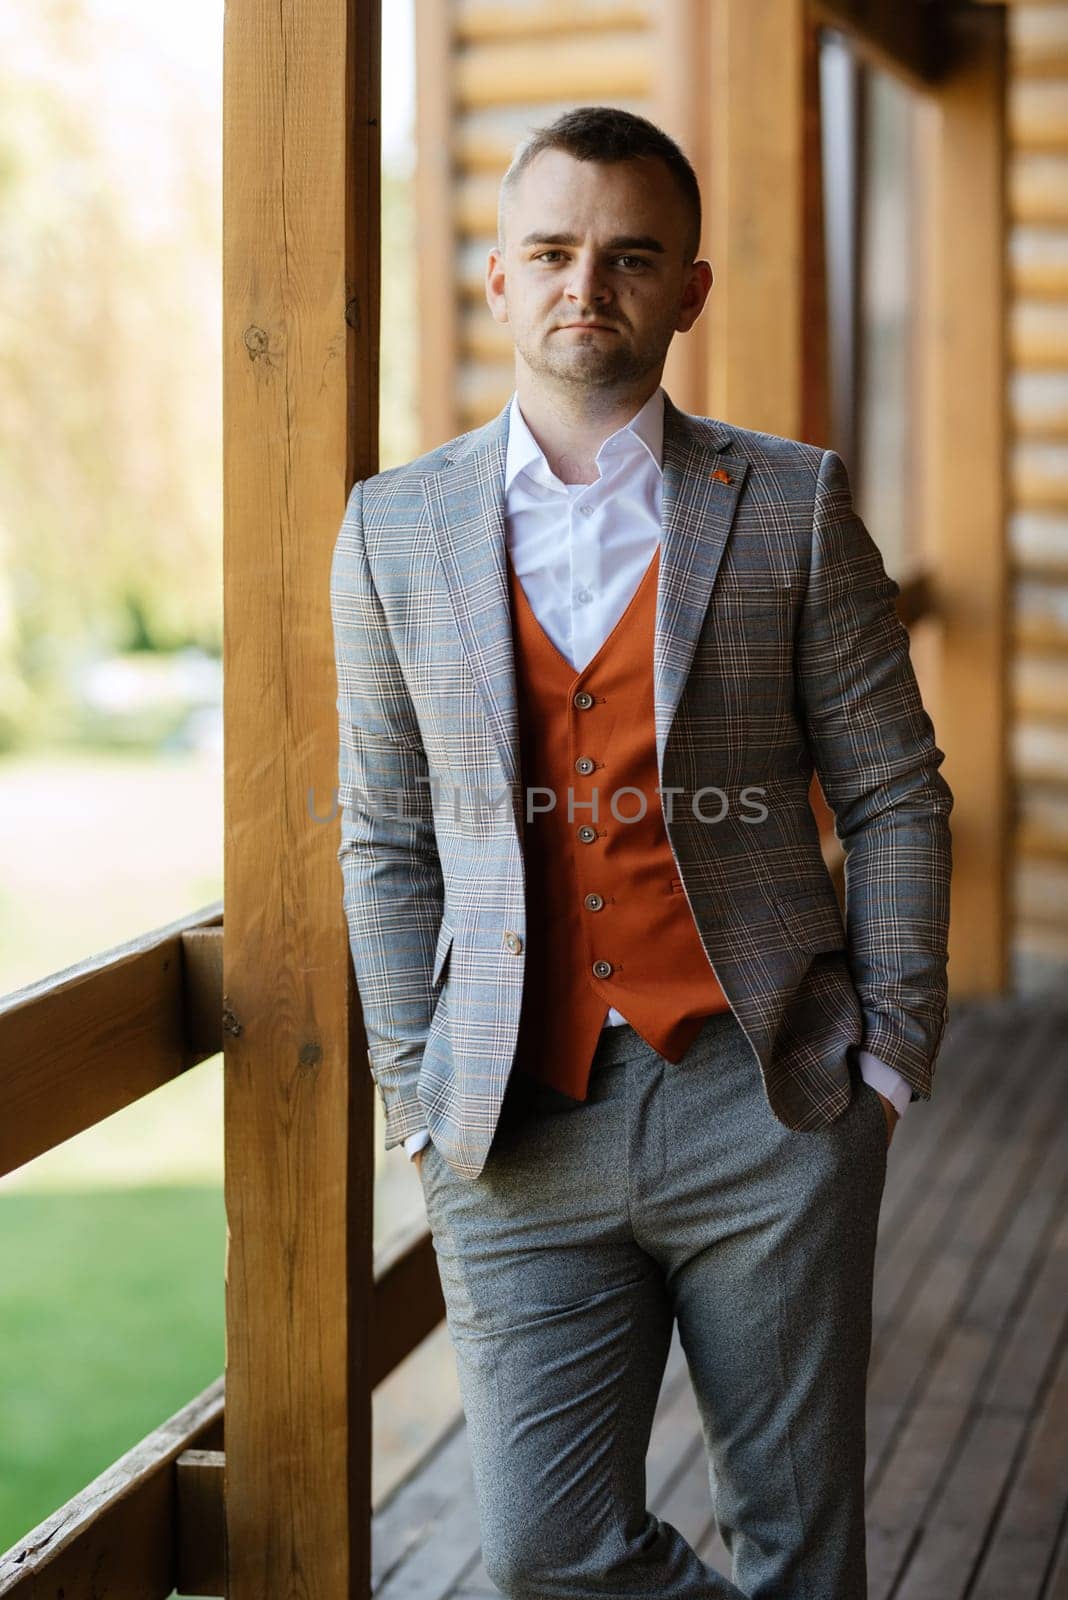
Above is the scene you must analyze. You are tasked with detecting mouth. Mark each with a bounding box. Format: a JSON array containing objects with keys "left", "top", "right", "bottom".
[{"left": 559, "top": 324, "right": 617, "bottom": 333}]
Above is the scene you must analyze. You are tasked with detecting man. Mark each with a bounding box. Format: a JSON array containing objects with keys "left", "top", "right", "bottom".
[{"left": 331, "top": 106, "right": 952, "bottom": 1600}]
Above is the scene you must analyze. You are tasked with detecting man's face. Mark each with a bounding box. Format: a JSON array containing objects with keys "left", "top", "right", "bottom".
[{"left": 486, "top": 148, "right": 711, "bottom": 396}]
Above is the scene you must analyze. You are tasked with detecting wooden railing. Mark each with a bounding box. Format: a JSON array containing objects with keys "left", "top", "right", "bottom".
[
  {"left": 0, "top": 904, "right": 444, "bottom": 1596},
  {"left": 1, "top": 905, "right": 224, "bottom": 1177}
]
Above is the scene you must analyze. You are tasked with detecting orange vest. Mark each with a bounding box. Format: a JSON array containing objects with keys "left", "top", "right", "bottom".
[{"left": 507, "top": 543, "right": 731, "bottom": 1100}]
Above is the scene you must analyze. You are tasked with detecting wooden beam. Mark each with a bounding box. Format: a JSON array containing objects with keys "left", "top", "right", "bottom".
[
  {"left": 182, "top": 923, "right": 225, "bottom": 1060},
  {"left": 222, "top": 0, "right": 379, "bottom": 1596},
  {"left": 808, "top": 0, "right": 951, "bottom": 90},
  {"left": 370, "top": 1217, "right": 447, "bottom": 1387},
  {"left": 0, "top": 1381, "right": 223, "bottom": 1598},
  {"left": 0, "top": 904, "right": 222, "bottom": 1179},
  {"left": 176, "top": 1451, "right": 227, "bottom": 1598},
  {"left": 917, "top": 4, "right": 1009, "bottom": 994}
]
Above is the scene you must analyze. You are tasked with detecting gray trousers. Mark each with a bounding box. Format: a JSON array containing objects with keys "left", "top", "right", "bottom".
[{"left": 418, "top": 1008, "right": 888, "bottom": 1599}]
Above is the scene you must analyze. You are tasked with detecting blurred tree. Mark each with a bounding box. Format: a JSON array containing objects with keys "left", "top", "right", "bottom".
[
  {"left": 0, "top": 0, "right": 416, "bottom": 753},
  {"left": 0, "top": 0, "right": 222, "bottom": 748}
]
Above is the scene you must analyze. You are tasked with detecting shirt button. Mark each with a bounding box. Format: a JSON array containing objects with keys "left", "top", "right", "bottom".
[
  {"left": 592, "top": 959, "right": 613, "bottom": 978},
  {"left": 575, "top": 755, "right": 595, "bottom": 775},
  {"left": 577, "top": 824, "right": 597, "bottom": 844},
  {"left": 575, "top": 587, "right": 592, "bottom": 604},
  {"left": 579, "top": 504, "right": 594, "bottom": 518},
  {"left": 503, "top": 931, "right": 523, "bottom": 954},
  {"left": 584, "top": 892, "right": 604, "bottom": 912},
  {"left": 573, "top": 690, "right": 594, "bottom": 710}
]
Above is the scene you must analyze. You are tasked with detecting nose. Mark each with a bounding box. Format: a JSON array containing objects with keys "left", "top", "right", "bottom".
[{"left": 564, "top": 252, "right": 612, "bottom": 311}]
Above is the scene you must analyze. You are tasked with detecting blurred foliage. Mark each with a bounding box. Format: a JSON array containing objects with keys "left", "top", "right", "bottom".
[
  {"left": 0, "top": 0, "right": 222, "bottom": 754},
  {"left": 0, "top": 0, "right": 416, "bottom": 756}
]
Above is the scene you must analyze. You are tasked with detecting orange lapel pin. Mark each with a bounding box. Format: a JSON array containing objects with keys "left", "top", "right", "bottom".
[{"left": 711, "top": 467, "right": 732, "bottom": 484}]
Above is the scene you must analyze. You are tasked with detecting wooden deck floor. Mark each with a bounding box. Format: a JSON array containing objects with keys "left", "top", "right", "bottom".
[{"left": 372, "top": 997, "right": 1068, "bottom": 1598}]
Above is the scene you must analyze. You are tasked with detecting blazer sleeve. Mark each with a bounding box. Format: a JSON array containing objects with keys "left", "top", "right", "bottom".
[
  {"left": 330, "top": 478, "right": 444, "bottom": 1150},
  {"left": 795, "top": 447, "right": 954, "bottom": 1100}
]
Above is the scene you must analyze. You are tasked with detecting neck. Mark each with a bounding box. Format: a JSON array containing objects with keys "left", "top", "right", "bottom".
[{"left": 513, "top": 379, "right": 660, "bottom": 484}]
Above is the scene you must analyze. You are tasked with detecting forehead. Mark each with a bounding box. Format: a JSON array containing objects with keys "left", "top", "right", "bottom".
[{"left": 508, "top": 148, "right": 679, "bottom": 238}]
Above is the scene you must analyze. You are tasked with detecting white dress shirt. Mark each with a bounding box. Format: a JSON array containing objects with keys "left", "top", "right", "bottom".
[{"left": 403, "top": 387, "right": 910, "bottom": 1158}]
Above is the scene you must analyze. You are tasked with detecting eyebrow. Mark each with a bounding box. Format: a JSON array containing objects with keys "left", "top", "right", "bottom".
[{"left": 519, "top": 232, "right": 666, "bottom": 255}]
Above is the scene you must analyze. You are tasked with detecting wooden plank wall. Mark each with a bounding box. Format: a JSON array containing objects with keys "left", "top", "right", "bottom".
[{"left": 1007, "top": 3, "right": 1068, "bottom": 989}]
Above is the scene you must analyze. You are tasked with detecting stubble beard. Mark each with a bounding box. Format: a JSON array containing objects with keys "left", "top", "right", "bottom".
[{"left": 517, "top": 320, "right": 671, "bottom": 394}]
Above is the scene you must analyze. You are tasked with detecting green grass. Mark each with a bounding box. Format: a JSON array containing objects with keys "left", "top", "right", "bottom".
[{"left": 0, "top": 1183, "right": 226, "bottom": 1552}]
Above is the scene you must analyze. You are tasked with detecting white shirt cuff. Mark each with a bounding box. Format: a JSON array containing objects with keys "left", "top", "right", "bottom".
[
  {"left": 857, "top": 1051, "right": 911, "bottom": 1117},
  {"left": 404, "top": 1128, "right": 431, "bottom": 1159}
]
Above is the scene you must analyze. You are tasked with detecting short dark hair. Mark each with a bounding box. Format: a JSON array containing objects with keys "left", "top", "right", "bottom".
[{"left": 497, "top": 105, "right": 702, "bottom": 265}]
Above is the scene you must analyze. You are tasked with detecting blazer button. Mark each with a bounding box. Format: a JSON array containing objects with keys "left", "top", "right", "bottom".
[
  {"left": 574, "top": 755, "right": 595, "bottom": 775},
  {"left": 573, "top": 690, "right": 594, "bottom": 710},
  {"left": 584, "top": 892, "right": 604, "bottom": 912},
  {"left": 503, "top": 931, "right": 523, "bottom": 954},
  {"left": 592, "top": 959, "right": 613, "bottom": 979},
  {"left": 577, "top": 824, "right": 597, "bottom": 843}
]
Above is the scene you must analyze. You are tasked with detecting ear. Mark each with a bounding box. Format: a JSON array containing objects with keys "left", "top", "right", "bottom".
[{"left": 486, "top": 248, "right": 510, "bottom": 325}]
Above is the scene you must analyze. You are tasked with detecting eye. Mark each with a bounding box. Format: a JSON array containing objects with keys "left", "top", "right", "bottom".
[{"left": 531, "top": 251, "right": 649, "bottom": 269}]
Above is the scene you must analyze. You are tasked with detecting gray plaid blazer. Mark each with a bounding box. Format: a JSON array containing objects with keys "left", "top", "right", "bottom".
[{"left": 331, "top": 389, "right": 953, "bottom": 1180}]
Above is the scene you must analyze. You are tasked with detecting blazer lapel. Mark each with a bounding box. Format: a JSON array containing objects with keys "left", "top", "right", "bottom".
[
  {"left": 423, "top": 401, "right": 520, "bottom": 791},
  {"left": 423, "top": 390, "right": 750, "bottom": 796},
  {"left": 655, "top": 393, "right": 748, "bottom": 770}
]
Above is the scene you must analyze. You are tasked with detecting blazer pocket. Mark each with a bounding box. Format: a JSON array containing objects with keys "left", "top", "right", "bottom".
[
  {"left": 771, "top": 888, "right": 847, "bottom": 953},
  {"left": 431, "top": 922, "right": 454, "bottom": 987},
  {"left": 714, "top": 582, "right": 800, "bottom": 611}
]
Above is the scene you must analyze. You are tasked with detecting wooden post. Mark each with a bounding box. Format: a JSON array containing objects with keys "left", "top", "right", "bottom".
[
  {"left": 656, "top": 1, "right": 829, "bottom": 436},
  {"left": 655, "top": 0, "right": 712, "bottom": 414},
  {"left": 222, "top": 0, "right": 380, "bottom": 1595},
  {"left": 696, "top": 0, "right": 841, "bottom": 860},
  {"left": 801, "top": 12, "right": 831, "bottom": 450},
  {"left": 415, "top": 0, "right": 457, "bottom": 450},
  {"left": 702, "top": 0, "right": 812, "bottom": 440},
  {"left": 918, "top": 5, "right": 1008, "bottom": 994}
]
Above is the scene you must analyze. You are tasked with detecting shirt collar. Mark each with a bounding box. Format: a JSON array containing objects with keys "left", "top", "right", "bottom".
[{"left": 504, "top": 386, "right": 665, "bottom": 494}]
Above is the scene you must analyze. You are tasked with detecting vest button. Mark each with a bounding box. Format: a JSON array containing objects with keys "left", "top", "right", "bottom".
[
  {"left": 573, "top": 690, "right": 594, "bottom": 710},
  {"left": 503, "top": 931, "right": 523, "bottom": 954},
  {"left": 574, "top": 756, "right": 595, "bottom": 775},
  {"left": 584, "top": 892, "right": 604, "bottom": 912},
  {"left": 592, "top": 959, "right": 613, "bottom": 979},
  {"left": 577, "top": 825, "right": 597, "bottom": 844}
]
